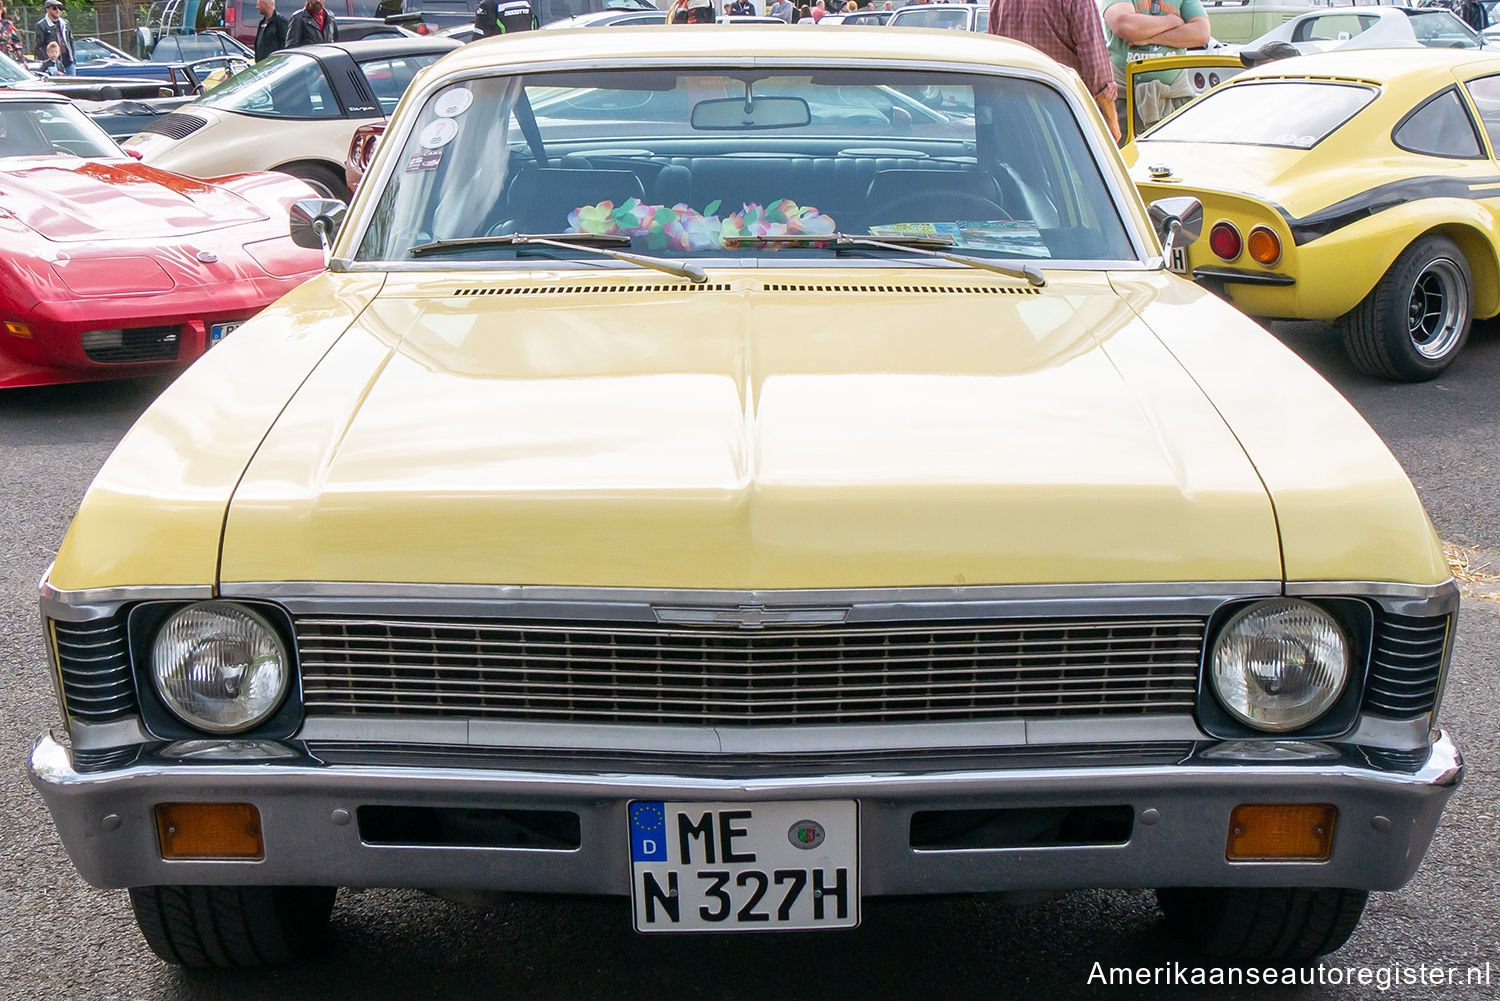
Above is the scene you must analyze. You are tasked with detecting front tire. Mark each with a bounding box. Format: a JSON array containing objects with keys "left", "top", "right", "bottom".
[
  {"left": 1342, "top": 234, "right": 1472, "bottom": 381},
  {"left": 128, "top": 885, "right": 337, "bottom": 968},
  {"left": 1156, "top": 887, "right": 1368, "bottom": 961}
]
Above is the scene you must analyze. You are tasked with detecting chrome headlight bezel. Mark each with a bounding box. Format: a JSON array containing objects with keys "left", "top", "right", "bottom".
[
  {"left": 1198, "top": 597, "right": 1370, "bottom": 739},
  {"left": 129, "top": 600, "right": 302, "bottom": 739}
]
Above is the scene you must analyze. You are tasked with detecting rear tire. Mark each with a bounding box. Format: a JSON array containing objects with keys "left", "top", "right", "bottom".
[
  {"left": 1341, "top": 234, "right": 1471, "bottom": 381},
  {"left": 128, "top": 885, "right": 337, "bottom": 968},
  {"left": 1156, "top": 886, "right": 1368, "bottom": 961},
  {"left": 278, "top": 162, "right": 350, "bottom": 203}
]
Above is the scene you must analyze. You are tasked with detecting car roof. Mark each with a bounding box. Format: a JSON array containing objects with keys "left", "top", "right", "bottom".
[
  {"left": 1234, "top": 45, "right": 1500, "bottom": 84},
  {"left": 0, "top": 90, "right": 69, "bottom": 104},
  {"left": 294, "top": 36, "right": 463, "bottom": 61},
  {"left": 443, "top": 24, "right": 1068, "bottom": 78}
]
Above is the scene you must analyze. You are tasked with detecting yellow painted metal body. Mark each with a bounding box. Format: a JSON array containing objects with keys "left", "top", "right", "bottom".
[
  {"left": 1126, "top": 49, "right": 1500, "bottom": 322},
  {"left": 48, "top": 31, "right": 1449, "bottom": 597}
]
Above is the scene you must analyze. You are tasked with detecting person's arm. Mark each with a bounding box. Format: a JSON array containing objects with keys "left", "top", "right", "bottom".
[
  {"left": 1103, "top": 4, "right": 1182, "bottom": 44},
  {"left": 1137, "top": 14, "right": 1209, "bottom": 48}
]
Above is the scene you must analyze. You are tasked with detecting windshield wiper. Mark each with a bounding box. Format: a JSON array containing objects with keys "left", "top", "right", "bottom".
[
  {"left": 408, "top": 233, "right": 708, "bottom": 284},
  {"left": 727, "top": 232, "right": 1046, "bottom": 287}
]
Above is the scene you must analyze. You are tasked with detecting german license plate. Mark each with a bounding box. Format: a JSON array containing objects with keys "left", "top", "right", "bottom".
[
  {"left": 1169, "top": 247, "right": 1190, "bottom": 274},
  {"left": 209, "top": 321, "right": 242, "bottom": 346},
  {"left": 629, "top": 800, "right": 858, "bottom": 933}
]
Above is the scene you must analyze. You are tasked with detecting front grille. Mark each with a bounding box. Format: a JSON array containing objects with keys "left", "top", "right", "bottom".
[
  {"left": 1363, "top": 612, "right": 1451, "bottom": 717},
  {"left": 52, "top": 618, "right": 136, "bottom": 723},
  {"left": 81, "top": 326, "right": 180, "bottom": 364},
  {"left": 140, "top": 112, "right": 208, "bottom": 140},
  {"left": 298, "top": 616, "right": 1205, "bottom": 726}
]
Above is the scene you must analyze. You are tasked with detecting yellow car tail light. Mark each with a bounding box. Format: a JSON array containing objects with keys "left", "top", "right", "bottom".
[
  {"left": 4, "top": 321, "right": 31, "bottom": 338},
  {"left": 1226, "top": 803, "right": 1336, "bottom": 861},
  {"left": 1247, "top": 226, "right": 1282, "bottom": 266},
  {"left": 155, "top": 802, "right": 264, "bottom": 860},
  {"left": 1208, "top": 222, "right": 1241, "bottom": 261}
]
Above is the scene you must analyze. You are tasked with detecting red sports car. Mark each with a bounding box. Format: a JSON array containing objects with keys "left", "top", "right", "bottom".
[{"left": 0, "top": 92, "right": 325, "bottom": 389}]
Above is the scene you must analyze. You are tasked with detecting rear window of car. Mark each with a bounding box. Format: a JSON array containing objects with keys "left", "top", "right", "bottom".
[
  {"left": 1406, "top": 10, "right": 1481, "bottom": 49},
  {"left": 1143, "top": 80, "right": 1376, "bottom": 149},
  {"left": 196, "top": 52, "right": 343, "bottom": 119},
  {"left": 360, "top": 53, "right": 446, "bottom": 114}
]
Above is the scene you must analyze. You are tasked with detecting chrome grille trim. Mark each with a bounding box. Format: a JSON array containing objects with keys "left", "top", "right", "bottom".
[{"left": 298, "top": 615, "right": 1205, "bottom": 726}]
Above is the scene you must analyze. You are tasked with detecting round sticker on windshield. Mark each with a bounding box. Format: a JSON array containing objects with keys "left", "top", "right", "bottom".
[
  {"left": 434, "top": 88, "right": 473, "bottom": 118},
  {"left": 419, "top": 117, "right": 459, "bottom": 149}
]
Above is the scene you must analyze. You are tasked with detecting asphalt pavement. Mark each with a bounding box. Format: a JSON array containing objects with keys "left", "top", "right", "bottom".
[{"left": 1, "top": 322, "right": 1496, "bottom": 1000}]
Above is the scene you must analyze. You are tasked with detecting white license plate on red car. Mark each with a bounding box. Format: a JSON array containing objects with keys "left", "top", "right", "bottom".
[
  {"left": 209, "top": 321, "right": 242, "bottom": 346},
  {"left": 629, "top": 800, "right": 858, "bottom": 933}
]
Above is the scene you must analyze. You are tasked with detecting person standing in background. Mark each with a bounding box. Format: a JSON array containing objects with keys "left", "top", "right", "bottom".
[
  {"left": 990, "top": 0, "right": 1120, "bottom": 142},
  {"left": 769, "top": 0, "right": 793, "bottom": 20},
  {"left": 286, "top": 0, "right": 338, "bottom": 47},
  {"left": 0, "top": 2, "right": 24, "bottom": 64},
  {"left": 1103, "top": 0, "right": 1209, "bottom": 136},
  {"left": 33, "top": 0, "right": 72, "bottom": 74},
  {"left": 254, "top": 0, "right": 287, "bottom": 60}
]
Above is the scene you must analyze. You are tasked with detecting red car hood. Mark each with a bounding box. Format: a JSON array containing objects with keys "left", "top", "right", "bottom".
[{"left": 0, "top": 159, "right": 267, "bottom": 242}]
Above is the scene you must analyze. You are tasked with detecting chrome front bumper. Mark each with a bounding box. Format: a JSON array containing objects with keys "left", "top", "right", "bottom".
[{"left": 30, "top": 732, "right": 1462, "bottom": 895}]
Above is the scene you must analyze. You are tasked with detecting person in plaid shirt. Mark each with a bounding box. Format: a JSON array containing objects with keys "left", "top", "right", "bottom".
[
  {"left": 988, "top": 0, "right": 1121, "bottom": 142},
  {"left": 0, "top": 1, "right": 24, "bottom": 64}
]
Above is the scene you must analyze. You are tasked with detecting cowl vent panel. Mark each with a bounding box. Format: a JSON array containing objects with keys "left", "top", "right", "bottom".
[{"left": 451, "top": 282, "right": 1038, "bottom": 296}]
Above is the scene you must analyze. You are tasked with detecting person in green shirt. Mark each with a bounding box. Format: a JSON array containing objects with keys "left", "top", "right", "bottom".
[{"left": 1103, "top": 0, "right": 1210, "bottom": 137}]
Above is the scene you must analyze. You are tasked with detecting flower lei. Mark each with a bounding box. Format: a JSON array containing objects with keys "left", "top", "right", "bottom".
[{"left": 567, "top": 197, "right": 836, "bottom": 251}]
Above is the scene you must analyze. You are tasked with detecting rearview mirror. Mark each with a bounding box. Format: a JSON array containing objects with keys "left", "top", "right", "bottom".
[
  {"left": 290, "top": 198, "right": 348, "bottom": 256},
  {"left": 691, "top": 96, "right": 811, "bottom": 131},
  {"left": 1148, "top": 196, "right": 1202, "bottom": 256}
]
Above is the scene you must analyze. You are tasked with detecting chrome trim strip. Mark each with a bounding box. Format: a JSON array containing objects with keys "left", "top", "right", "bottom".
[
  {"left": 294, "top": 715, "right": 1205, "bottom": 754},
  {"left": 69, "top": 717, "right": 154, "bottom": 751},
  {"left": 223, "top": 580, "right": 1280, "bottom": 604},
  {"left": 40, "top": 578, "right": 212, "bottom": 621},
  {"left": 1285, "top": 578, "right": 1459, "bottom": 606}
]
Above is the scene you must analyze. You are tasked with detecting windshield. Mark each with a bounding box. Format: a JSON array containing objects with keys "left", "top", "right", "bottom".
[
  {"left": 0, "top": 53, "right": 31, "bottom": 84},
  {"left": 356, "top": 67, "right": 1134, "bottom": 264},
  {"left": 196, "top": 52, "right": 342, "bottom": 118},
  {"left": 890, "top": 7, "right": 971, "bottom": 29},
  {"left": 1144, "top": 80, "right": 1376, "bottom": 149},
  {"left": 0, "top": 101, "right": 122, "bottom": 158}
]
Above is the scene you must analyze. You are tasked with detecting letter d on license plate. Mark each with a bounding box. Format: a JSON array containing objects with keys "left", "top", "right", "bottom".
[{"left": 629, "top": 800, "right": 858, "bottom": 933}]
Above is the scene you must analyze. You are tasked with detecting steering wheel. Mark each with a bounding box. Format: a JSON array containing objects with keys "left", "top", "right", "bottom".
[
  {"left": 867, "top": 190, "right": 1009, "bottom": 225},
  {"left": 184, "top": 56, "right": 251, "bottom": 95}
]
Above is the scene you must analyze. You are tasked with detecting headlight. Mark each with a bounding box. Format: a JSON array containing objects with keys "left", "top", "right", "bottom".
[
  {"left": 1210, "top": 599, "right": 1350, "bottom": 732},
  {"left": 151, "top": 602, "right": 290, "bottom": 733}
]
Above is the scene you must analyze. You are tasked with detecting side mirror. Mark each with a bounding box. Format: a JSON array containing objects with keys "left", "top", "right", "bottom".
[
  {"left": 1147, "top": 196, "right": 1202, "bottom": 257},
  {"left": 289, "top": 198, "right": 348, "bottom": 255}
]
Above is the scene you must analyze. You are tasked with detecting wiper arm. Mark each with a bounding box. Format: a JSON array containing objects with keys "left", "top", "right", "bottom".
[
  {"left": 409, "top": 232, "right": 708, "bottom": 284},
  {"left": 728, "top": 232, "right": 1046, "bottom": 287}
]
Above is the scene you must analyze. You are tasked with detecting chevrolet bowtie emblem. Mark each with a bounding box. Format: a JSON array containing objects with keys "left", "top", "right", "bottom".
[{"left": 653, "top": 604, "right": 851, "bottom": 629}]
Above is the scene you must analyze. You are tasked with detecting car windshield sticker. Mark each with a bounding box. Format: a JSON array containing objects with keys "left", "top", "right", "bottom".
[
  {"left": 434, "top": 88, "right": 473, "bottom": 118},
  {"left": 869, "top": 221, "right": 1048, "bottom": 257},
  {"left": 419, "top": 118, "right": 458, "bottom": 150},
  {"left": 406, "top": 149, "right": 444, "bottom": 172},
  {"left": 568, "top": 198, "right": 836, "bottom": 251}
]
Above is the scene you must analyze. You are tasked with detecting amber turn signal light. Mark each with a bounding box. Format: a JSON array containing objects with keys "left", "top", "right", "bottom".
[
  {"left": 1226, "top": 804, "right": 1336, "bottom": 861},
  {"left": 3, "top": 321, "right": 31, "bottom": 338},
  {"left": 156, "top": 802, "right": 264, "bottom": 860},
  {"left": 1246, "top": 226, "right": 1282, "bottom": 266}
]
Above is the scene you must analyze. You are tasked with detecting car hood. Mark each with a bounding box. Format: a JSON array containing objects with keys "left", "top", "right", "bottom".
[
  {"left": 217, "top": 271, "right": 1286, "bottom": 588},
  {"left": 0, "top": 158, "right": 266, "bottom": 242}
]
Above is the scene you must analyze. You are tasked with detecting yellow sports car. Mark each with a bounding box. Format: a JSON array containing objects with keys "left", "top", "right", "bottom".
[
  {"left": 30, "top": 28, "right": 1462, "bottom": 969},
  {"left": 1128, "top": 48, "right": 1500, "bottom": 381}
]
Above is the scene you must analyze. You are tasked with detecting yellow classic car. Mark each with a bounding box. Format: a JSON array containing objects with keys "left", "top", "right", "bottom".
[
  {"left": 30, "top": 27, "right": 1462, "bottom": 968},
  {"left": 1128, "top": 47, "right": 1500, "bottom": 380}
]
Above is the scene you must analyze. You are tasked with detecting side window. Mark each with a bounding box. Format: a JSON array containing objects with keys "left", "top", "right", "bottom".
[
  {"left": 1464, "top": 74, "right": 1500, "bottom": 156},
  {"left": 360, "top": 56, "right": 431, "bottom": 114},
  {"left": 1393, "top": 88, "right": 1484, "bottom": 158}
]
